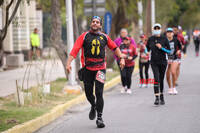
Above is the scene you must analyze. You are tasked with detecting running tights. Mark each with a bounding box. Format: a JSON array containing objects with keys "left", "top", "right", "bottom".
[
  {"left": 194, "top": 40, "right": 200, "bottom": 53},
  {"left": 83, "top": 69, "right": 105, "bottom": 117},
  {"left": 151, "top": 63, "right": 167, "bottom": 94},
  {"left": 139, "top": 61, "right": 150, "bottom": 83},
  {"left": 120, "top": 66, "right": 134, "bottom": 89}
]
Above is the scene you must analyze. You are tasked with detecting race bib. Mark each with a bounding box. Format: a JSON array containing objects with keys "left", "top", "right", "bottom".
[{"left": 96, "top": 71, "right": 105, "bottom": 83}]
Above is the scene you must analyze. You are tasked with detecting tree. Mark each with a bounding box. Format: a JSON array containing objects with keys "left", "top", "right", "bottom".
[
  {"left": 155, "top": 0, "right": 179, "bottom": 28},
  {"left": 145, "top": 0, "right": 151, "bottom": 37},
  {"left": 179, "top": 0, "right": 200, "bottom": 29},
  {"left": 167, "top": 0, "right": 189, "bottom": 27},
  {"left": 0, "top": 0, "right": 22, "bottom": 67},
  {"left": 154, "top": 0, "right": 200, "bottom": 29},
  {"left": 107, "top": 0, "right": 138, "bottom": 39},
  {"left": 39, "top": 0, "right": 83, "bottom": 79},
  {"left": 106, "top": 0, "right": 138, "bottom": 68},
  {"left": 50, "top": 0, "right": 68, "bottom": 78}
]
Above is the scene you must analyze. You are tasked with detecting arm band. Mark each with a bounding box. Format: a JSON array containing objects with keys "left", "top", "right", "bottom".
[
  {"left": 161, "top": 47, "right": 171, "bottom": 54},
  {"left": 144, "top": 48, "right": 148, "bottom": 54}
]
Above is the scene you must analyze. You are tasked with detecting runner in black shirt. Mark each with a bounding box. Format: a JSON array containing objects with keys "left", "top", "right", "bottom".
[
  {"left": 165, "top": 28, "right": 182, "bottom": 95},
  {"left": 146, "top": 23, "right": 171, "bottom": 105}
]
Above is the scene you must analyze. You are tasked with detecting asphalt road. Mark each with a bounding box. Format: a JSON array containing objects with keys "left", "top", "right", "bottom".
[{"left": 35, "top": 42, "right": 200, "bottom": 133}]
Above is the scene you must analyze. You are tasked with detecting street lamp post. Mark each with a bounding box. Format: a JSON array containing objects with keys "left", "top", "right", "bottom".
[
  {"left": 138, "top": 0, "right": 143, "bottom": 35},
  {"left": 92, "top": 0, "right": 97, "bottom": 16},
  {"left": 151, "top": 0, "right": 155, "bottom": 27},
  {"left": 65, "top": 0, "right": 77, "bottom": 86}
]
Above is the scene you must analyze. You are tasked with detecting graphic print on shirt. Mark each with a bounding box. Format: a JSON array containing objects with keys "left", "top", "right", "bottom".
[
  {"left": 91, "top": 39, "right": 100, "bottom": 55},
  {"left": 169, "top": 41, "right": 175, "bottom": 55}
]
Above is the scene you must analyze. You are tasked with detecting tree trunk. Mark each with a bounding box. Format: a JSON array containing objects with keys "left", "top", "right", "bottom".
[
  {"left": 146, "top": 0, "right": 152, "bottom": 37},
  {"left": 0, "top": 41, "right": 4, "bottom": 67},
  {"left": 0, "top": 0, "right": 22, "bottom": 68},
  {"left": 51, "top": 0, "right": 68, "bottom": 78},
  {"left": 106, "top": 0, "right": 129, "bottom": 68}
]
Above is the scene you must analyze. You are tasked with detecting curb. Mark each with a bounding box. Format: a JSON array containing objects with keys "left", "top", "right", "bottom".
[
  {"left": 2, "top": 75, "right": 121, "bottom": 133},
  {"left": 3, "top": 68, "right": 138, "bottom": 133}
]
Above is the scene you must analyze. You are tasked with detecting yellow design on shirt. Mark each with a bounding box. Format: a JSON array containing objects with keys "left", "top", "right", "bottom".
[{"left": 91, "top": 39, "right": 100, "bottom": 55}]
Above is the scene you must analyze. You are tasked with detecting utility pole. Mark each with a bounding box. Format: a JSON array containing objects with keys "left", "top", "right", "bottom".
[
  {"left": 66, "top": 0, "right": 77, "bottom": 86},
  {"left": 92, "top": 0, "right": 97, "bottom": 16},
  {"left": 138, "top": 0, "right": 143, "bottom": 35},
  {"left": 151, "top": 0, "right": 155, "bottom": 28}
]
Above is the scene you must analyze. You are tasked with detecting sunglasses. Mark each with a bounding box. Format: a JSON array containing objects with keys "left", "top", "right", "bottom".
[{"left": 154, "top": 27, "right": 161, "bottom": 30}]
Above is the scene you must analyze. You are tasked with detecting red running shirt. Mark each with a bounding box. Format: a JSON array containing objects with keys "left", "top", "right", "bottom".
[
  {"left": 119, "top": 44, "right": 137, "bottom": 67},
  {"left": 70, "top": 31, "right": 117, "bottom": 71}
]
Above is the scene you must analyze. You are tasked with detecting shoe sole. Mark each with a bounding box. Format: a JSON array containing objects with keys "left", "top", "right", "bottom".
[
  {"left": 97, "top": 125, "right": 105, "bottom": 128},
  {"left": 89, "top": 117, "right": 96, "bottom": 120},
  {"left": 160, "top": 102, "right": 165, "bottom": 105},
  {"left": 154, "top": 103, "right": 159, "bottom": 105}
]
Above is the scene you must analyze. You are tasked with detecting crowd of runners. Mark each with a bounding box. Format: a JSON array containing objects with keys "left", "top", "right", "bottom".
[{"left": 66, "top": 16, "right": 198, "bottom": 128}]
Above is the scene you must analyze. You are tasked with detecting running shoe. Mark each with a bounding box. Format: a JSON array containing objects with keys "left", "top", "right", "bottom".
[
  {"left": 142, "top": 84, "right": 147, "bottom": 88},
  {"left": 160, "top": 94, "right": 165, "bottom": 105},
  {"left": 168, "top": 88, "right": 173, "bottom": 95},
  {"left": 173, "top": 88, "right": 178, "bottom": 95},
  {"left": 145, "top": 84, "right": 149, "bottom": 88},
  {"left": 121, "top": 87, "right": 127, "bottom": 93},
  {"left": 96, "top": 117, "right": 105, "bottom": 128},
  {"left": 139, "top": 84, "right": 143, "bottom": 88},
  {"left": 126, "top": 89, "right": 132, "bottom": 94},
  {"left": 89, "top": 106, "right": 96, "bottom": 120},
  {"left": 154, "top": 97, "right": 159, "bottom": 105}
]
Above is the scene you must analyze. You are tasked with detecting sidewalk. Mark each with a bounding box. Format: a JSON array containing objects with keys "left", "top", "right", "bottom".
[{"left": 0, "top": 59, "right": 65, "bottom": 97}]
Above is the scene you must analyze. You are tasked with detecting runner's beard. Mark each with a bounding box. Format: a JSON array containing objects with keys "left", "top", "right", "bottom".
[{"left": 91, "top": 26, "right": 101, "bottom": 32}]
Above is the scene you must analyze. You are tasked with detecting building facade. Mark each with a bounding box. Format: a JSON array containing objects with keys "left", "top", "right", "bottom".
[{"left": 1, "top": 0, "right": 43, "bottom": 60}]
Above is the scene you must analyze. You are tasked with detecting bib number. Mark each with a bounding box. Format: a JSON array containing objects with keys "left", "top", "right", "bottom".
[{"left": 96, "top": 70, "right": 105, "bottom": 83}]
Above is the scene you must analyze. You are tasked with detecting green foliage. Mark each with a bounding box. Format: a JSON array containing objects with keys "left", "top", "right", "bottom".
[
  {"left": 156, "top": 0, "right": 179, "bottom": 26},
  {"left": 167, "top": 0, "right": 190, "bottom": 26},
  {"left": 74, "top": 0, "right": 84, "bottom": 18},
  {"left": 106, "top": 0, "right": 138, "bottom": 23},
  {"left": 156, "top": 0, "right": 200, "bottom": 29},
  {"left": 36, "top": 0, "right": 51, "bottom": 12},
  {"left": 0, "top": 70, "right": 119, "bottom": 132},
  {"left": 0, "top": 107, "right": 48, "bottom": 132},
  {"left": 179, "top": 0, "right": 200, "bottom": 29}
]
